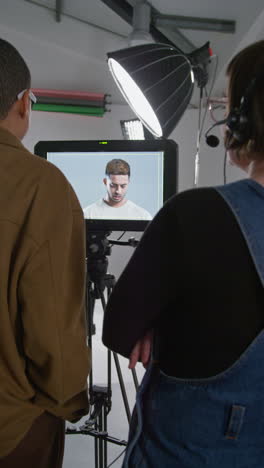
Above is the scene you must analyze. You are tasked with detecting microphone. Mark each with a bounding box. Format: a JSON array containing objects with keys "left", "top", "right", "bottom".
[
  {"left": 206, "top": 134, "right": 220, "bottom": 148},
  {"left": 205, "top": 118, "right": 227, "bottom": 147}
]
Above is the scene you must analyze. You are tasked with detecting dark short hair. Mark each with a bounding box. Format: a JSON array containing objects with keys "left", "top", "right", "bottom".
[
  {"left": 105, "top": 159, "right": 130, "bottom": 177},
  {"left": 0, "top": 38, "right": 31, "bottom": 119},
  {"left": 225, "top": 40, "right": 264, "bottom": 156}
]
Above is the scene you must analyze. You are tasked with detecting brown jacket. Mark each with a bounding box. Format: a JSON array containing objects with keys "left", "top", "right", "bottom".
[{"left": 0, "top": 127, "right": 91, "bottom": 457}]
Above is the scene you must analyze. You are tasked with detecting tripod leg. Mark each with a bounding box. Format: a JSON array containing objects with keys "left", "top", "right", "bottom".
[
  {"left": 112, "top": 351, "right": 131, "bottom": 423},
  {"left": 131, "top": 368, "right": 139, "bottom": 391},
  {"left": 87, "top": 280, "right": 96, "bottom": 397},
  {"left": 101, "top": 285, "right": 132, "bottom": 424},
  {"left": 94, "top": 420, "right": 99, "bottom": 468},
  {"left": 103, "top": 404, "right": 108, "bottom": 468},
  {"left": 99, "top": 411, "right": 103, "bottom": 468}
]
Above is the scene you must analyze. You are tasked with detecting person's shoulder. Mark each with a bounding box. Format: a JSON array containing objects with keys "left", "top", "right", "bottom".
[
  {"left": 167, "top": 186, "right": 222, "bottom": 209},
  {"left": 34, "top": 152, "right": 68, "bottom": 183},
  {"left": 1, "top": 140, "right": 74, "bottom": 201},
  {"left": 14, "top": 144, "right": 71, "bottom": 188},
  {"left": 127, "top": 200, "right": 152, "bottom": 220},
  {"left": 84, "top": 199, "right": 103, "bottom": 210},
  {"left": 83, "top": 199, "right": 104, "bottom": 217},
  {"left": 150, "top": 186, "right": 228, "bottom": 233},
  {"left": 178, "top": 186, "right": 218, "bottom": 199},
  {"left": 126, "top": 199, "right": 143, "bottom": 210},
  {"left": 155, "top": 187, "right": 226, "bottom": 223}
]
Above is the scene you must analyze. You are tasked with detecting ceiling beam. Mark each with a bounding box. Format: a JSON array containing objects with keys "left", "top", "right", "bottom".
[
  {"left": 25, "top": 0, "right": 126, "bottom": 37},
  {"left": 100, "top": 0, "right": 191, "bottom": 53},
  {"left": 101, "top": 0, "right": 236, "bottom": 53},
  {"left": 157, "top": 28, "right": 196, "bottom": 54},
  {"left": 100, "top": 0, "right": 133, "bottom": 25},
  {"left": 154, "top": 14, "right": 235, "bottom": 34}
]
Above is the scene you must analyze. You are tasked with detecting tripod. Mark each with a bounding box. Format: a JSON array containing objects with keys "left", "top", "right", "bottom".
[{"left": 67, "top": 231, "right": 139, "bottom": 468}]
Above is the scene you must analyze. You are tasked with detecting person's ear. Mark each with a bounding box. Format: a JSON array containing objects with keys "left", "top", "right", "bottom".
[
  {"left": 103, "top": 177, "right": 107, "bottom": 186},
  {"left": 18, "top": 90, "right": 30, "bottom": 119}
]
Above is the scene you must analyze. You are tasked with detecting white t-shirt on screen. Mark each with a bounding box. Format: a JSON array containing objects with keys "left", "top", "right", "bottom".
[{"left": 83, "top": 198, "right": 152, "bottom": 220}]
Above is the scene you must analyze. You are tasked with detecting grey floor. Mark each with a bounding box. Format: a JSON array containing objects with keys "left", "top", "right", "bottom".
[{"left": 63, "top": 301, "right": 145, "bottom": 468}]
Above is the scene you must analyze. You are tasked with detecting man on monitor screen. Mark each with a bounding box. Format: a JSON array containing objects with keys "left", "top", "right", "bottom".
[{"left": 83, "top": 159, "right": 152, "bottom": 220}]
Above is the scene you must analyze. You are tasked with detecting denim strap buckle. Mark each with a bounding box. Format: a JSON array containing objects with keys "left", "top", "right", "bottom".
[{"left": 225, "top": 404, "right": 246, "bottom": 440}]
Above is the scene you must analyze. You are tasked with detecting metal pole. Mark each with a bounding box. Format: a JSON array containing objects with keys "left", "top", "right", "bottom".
[{"left": 55, "top": 0, "right": 62, "bottom": 22}]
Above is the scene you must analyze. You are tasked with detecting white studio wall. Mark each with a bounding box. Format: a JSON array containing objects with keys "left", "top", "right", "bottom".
[
  {"left": 0, "top": 0, "right": 127, "bottom": 101},
  {"left": 24, "top": 104, "right": 136, "bottom": 149}
]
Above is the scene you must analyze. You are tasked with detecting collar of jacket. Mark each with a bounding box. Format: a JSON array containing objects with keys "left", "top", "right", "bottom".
[{"left": 0, "top": 126, "right": 26, "bottom": 151}]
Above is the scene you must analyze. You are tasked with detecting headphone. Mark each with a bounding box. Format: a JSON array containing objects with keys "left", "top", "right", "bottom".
[{"left": 205, "top": 71, "right": 263, "bottom": 147}]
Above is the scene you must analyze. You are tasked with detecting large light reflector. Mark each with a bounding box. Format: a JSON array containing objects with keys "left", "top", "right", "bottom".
[{"left": 108, "top": 43, "right": 194, "bottom": 138}]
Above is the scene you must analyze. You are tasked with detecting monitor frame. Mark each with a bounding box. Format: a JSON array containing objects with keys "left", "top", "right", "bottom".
[{"left": 34, "top": 139, "right": 178, "bottom": 232}]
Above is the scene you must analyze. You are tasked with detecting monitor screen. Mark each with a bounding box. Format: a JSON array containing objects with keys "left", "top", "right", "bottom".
[{"left": 34, "top": 140, "right": 178, "bottom": 231}]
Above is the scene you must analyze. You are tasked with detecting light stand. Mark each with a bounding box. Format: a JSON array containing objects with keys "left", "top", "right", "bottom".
[{"left": 67, "top": 231, "right": 139, "bottom": 468}]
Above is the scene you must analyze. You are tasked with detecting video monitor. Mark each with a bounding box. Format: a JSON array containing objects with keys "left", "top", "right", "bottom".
[{"left": 34, "top": 139, "right": 178, "bottom": 231}]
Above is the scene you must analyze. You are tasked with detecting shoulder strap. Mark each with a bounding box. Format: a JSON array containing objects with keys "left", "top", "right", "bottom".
[{"left": 215, "top": 180, "right": 264, "bottom": 287}]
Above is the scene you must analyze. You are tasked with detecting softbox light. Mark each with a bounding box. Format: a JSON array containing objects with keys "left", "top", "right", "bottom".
[{"left": 108, "top": 43, "right": 194, "bottom": 138}]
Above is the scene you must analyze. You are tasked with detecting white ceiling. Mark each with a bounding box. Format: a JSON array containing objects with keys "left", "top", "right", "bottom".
[{"left": 1, "top": 0, "right": 264, "bottom": 104}]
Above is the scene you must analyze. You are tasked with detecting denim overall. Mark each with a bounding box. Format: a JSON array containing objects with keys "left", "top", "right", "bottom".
[{"left": 122, "top": 179, "right": 264, "bottom": 468}]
